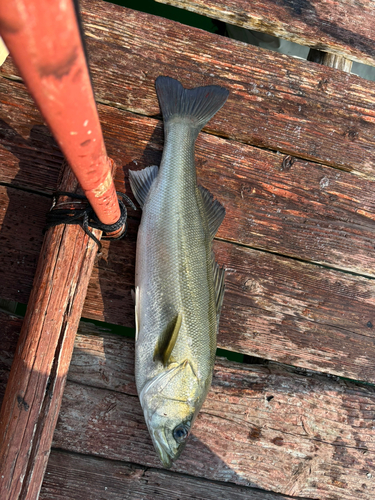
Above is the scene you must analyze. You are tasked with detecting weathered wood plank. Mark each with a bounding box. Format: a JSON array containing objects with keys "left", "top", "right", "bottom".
[
  {"left": 196, "top": 132, "right": 375, "bottom": 278},
  {"left": 0, "top": 310, "right": 21, "bottom": 403},
  {"left": 2, "top": 184, "right": 375, "bottom": 381},
  {"left": 155, "top": 0, "right": 375, "bottom": 67},
  {"left": 3, "top": 0, "right": 375, "bottom": 177},
  {"left": 0, "top": 82, "right": 63, "bottom": 193},
  {"left": 51, "top": 330, "right": 375, "bottom": 500},
  {"left": 217, "top": 244, "right": 375, "bottom": 382},
  {"left": 83, "top": 242, "right": 375, "bottom": 384},
  {"left": 2, "top": 79, "right": 375, "bottom": 279},
  {"left": 40, "top": 449, "right": 305, "bottom": 500},
  {"left": 0, "top": 187, "right": 50, "bottom": 304},
  {"left": 1, "top": 315, "right": 374, "bottom": 498}
]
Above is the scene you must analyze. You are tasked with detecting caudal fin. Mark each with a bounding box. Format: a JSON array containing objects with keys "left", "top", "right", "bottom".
[{"left": 155, "top": 76, "right": 229, "bottom": 132}]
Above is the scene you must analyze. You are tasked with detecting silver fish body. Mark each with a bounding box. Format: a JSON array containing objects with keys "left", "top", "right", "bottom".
[{"left": 129, "top": 76, "right": 229, "bottom": 467}]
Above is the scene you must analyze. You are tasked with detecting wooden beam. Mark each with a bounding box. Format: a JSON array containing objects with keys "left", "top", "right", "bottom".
[
  {"left": 154, "top": 0, "right": 375, "bottom": 67},
  {"left": 0, "top": 162, "right": 101, "bottom": 500}
]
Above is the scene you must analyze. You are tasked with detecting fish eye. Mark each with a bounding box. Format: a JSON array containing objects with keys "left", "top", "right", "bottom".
[{"left": 173, "top": 423, "right": 190, "bottom": 443}]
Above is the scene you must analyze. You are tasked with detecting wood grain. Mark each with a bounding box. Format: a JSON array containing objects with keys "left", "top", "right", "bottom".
[
  {"left": 2, "top": 184, "right": 375, "bottom": 382},
  {"left": 0, "top": 163, "right": 102, "bottom": 500},
  {"left": 40, "top": 449, "right": 306, "bottom": 500},
  {"left": 3, "top": 0, "right": 375, "bottom": 177},
  {"left": 1, "top": 315, "right": 375, "bottom": 498},
  {"left": 2, "top": 77, "right": 375, "bottom": 382},
  {"left": 52, "top": 329, "right": 375, "bottom": 500},
  {"left": 2, "top": 79, "right": 375, "bottom": 279},
  {"left": 155, "top": 0, "right": 375, "bottom": 67},
  {"left": 0, "top": 79, "right": 63, "bottom": 193},
  {"left": 216, "top": 243, "right": 375, "bottom": 382},
  {"left": 0, "top": 310, "right": 21, "bottom": 403}
]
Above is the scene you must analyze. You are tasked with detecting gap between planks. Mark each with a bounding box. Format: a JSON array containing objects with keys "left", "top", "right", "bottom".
[
  {"left": 154, "top": 0, "right": 375, "bottom": 68},
  {"left": 2, "top": 315, "right": 375, "bottom": 500}
]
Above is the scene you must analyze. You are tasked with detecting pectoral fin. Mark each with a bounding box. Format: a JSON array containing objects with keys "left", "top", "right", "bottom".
[{"left": 153, "top": 313, "right": 183, "bottom": 366}]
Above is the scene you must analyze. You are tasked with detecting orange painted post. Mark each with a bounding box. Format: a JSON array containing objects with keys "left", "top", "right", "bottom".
[
  {"left": 0, "top": 2, "right": 129, "bottom": 498},
  {"left": 0, "top": 0, "right": 121, "bottom": 226}
]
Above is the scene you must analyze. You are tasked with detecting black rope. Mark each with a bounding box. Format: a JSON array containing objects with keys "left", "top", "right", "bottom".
[{"left": 45, "top": 191, "right": 136, "bottom": 250}]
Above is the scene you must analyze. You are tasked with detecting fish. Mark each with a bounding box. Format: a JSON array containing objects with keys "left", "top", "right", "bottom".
[{"left": 129, "top": 76, "right": 229, "bottom": 467}]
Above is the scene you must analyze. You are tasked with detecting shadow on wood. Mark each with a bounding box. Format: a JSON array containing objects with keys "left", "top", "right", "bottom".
[{"left": 93, "top": 125, "right": 163, "bottom": 327}]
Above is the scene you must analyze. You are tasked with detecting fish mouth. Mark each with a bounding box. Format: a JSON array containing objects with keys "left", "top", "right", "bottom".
[{"left": 151, "top": 427, "right": 184, "bottom": 468}]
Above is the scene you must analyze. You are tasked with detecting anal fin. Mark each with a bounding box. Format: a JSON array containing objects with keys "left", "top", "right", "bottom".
[
  {"left": 199, "top": 185, "right": 225, "bottom": 239},
  {"left": 212, "top": 254, "right": 225, "bottom": 320}
]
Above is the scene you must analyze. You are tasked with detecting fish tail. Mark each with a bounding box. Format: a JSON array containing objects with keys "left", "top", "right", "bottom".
[{"left": 155, "top": 76, "right": 229, "bottom": 132}]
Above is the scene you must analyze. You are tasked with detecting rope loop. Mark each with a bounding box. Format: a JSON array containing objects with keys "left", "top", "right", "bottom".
[{"left": 45, "top": 191, "right": 136, "bottom": 250}]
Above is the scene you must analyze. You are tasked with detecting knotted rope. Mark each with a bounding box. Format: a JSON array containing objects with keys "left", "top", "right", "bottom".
[{"left": 45, "top": 191, "right": 136, "bottom": 250}]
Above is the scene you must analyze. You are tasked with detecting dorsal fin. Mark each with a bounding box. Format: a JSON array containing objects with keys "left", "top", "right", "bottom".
[
  {"left": 212, "top": 253, "right": 225, "bottom": 319},
  {"left": 129, "top": 165, "right": 158, "bottom": 208},
  {"left": 153, "top": 313, "right": 183, "bottom": 366},
  {"left": 199, "top": 185, "right": 226, "bottom": 239}
]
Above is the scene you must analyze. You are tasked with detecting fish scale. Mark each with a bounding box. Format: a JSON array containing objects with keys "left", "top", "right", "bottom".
[{"left": 129, "top": 76, "right": 229, "bottom": 467}]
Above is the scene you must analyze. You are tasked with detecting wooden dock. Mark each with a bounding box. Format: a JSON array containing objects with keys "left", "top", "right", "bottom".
[{"left": 1, "top": 0, "right": 375, "bottom": 498}]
